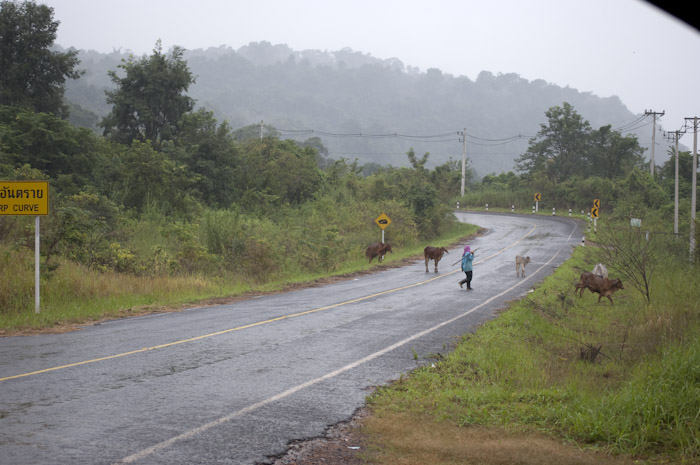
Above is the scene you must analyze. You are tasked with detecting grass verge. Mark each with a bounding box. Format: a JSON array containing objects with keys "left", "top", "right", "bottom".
[
  {"left": 363, "top": 246, "right": 699, "bottom": 464},
  {"left": 0, "top": 222, "right": 480, "bottom": 333}
]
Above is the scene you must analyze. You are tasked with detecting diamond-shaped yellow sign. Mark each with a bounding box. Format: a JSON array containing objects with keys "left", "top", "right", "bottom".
[{"left": 375, "top": 212, "right": 391, "bottom": 230}]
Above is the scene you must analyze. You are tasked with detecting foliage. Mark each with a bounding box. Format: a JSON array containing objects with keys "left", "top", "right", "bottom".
[
  {"left": 166, "top": 108, "right": 239, "bottom": 207},
  {"left": 101, "top": 41, "right": 195, "bottom": 148},
  {"left": 658, "top": 149, "right": 696, "bottom": 200},
  {"left": 109, "top": 140, "right": 196, "bottom": 214},
  {"left": 614, "top": 168, "right": 669, "bottom": 217},
  {"left": 40, "top": 190, "right": 120, "bottom": 267},
  {"left": 236, "top": 138, "right": 324, "bottom": 212},
  {"left": 0, "top": 0, "right": 81, "bottom": 116},
  {"left": 587, "top": 124, "right": 645, "bottom": 179},
  {"left": 516, "top": 103, "right": 645, "bottom": 184},
  {"left": 0, "top": 106, "right": 98, "bottom": 186}
]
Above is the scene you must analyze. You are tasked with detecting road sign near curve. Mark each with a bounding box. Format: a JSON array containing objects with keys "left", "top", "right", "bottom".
[
  {"left": 375, "top": 212, "right": 391, "bottom": 230},
  {"left": 0, "top": 181, "right": 49, "bottom": 216}
]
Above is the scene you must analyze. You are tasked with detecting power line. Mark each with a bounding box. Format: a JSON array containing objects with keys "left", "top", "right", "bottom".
[
  {"left": 330, "top": 151, "right": 524, "bottom": 157},
  {"left": 611, "top": 114, "right": 649, "bottom": 132},
  {"left": 276, "top": 128, "right": 459, "bottom": 140},
  {"left": 274, "top": 114, "right": 670, "bottom": 160},
  {"left": 277, "top": 126, "right": 533, "bottom": 147}
]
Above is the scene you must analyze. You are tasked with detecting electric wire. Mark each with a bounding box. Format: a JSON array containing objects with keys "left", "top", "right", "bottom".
[{"left": 271, "top": 112, "right": 668, "bottom": 159}]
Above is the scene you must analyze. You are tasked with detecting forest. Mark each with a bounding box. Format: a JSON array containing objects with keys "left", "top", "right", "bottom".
[
  {"left": 63, "top": 40, "right": 681, "bottom": 177},
  {"left": 0, "top": 1, "right": 697, "bottom": 324}
]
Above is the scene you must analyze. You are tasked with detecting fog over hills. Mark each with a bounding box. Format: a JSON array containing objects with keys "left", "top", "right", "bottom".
[{"left": 64, "top": 41, "right": 675, "bottom": 177}]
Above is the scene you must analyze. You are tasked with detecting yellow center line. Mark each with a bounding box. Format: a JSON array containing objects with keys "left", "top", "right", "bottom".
[{"left": 1, "top": 223, "right": 537, "bottom": 382}]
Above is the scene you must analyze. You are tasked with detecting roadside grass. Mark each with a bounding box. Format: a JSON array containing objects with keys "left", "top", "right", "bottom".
[
  {"left": 364, "top": 246, "right": 700, "bottom": 464},
  {"left": 0, "top": 223, "right": 479, "bottom": 333}
]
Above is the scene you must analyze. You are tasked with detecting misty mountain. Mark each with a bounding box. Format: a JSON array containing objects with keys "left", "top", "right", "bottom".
[{"left": 63, "top": 41, "right": 673, "bottom": 177}]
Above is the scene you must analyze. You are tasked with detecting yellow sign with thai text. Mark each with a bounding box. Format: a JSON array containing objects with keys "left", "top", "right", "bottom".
[{"left": 0, "top": 181, "right": 49, "bottom": 215}]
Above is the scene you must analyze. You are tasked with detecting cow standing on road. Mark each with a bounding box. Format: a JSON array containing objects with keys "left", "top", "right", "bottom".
[
  {"left": 515, "top": 255, "right": 531, "bottom": 277},
  {"left": 424, "top": 246, "right": 448, "bottom": 273}
]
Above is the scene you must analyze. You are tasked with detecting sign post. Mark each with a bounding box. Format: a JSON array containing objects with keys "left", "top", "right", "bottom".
[
  {"left": 1, "top": 181, "right": 49, "bottom": 313},
  {"left": 534, "top": 193, "right": 541, "bottom": 213},
  {"left": 374, "top": 212, "right": 391, "bottom": 244},
  {"left": 591, "top": 206, "right": 599, "bottom": 233},
  {"left": 592, "top": 199, "right": 600, "bottom": 233}
]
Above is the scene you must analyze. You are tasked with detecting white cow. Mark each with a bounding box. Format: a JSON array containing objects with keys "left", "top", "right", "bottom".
[
  {"left": 592, "top": 263, "right": 608, "bottom": 278},
  {"left": 515, "top": 255, "right": 531, "bottom": 277}
]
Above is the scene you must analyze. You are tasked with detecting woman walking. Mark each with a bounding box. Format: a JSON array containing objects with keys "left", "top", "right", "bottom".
[{"left": 459, "top": 245, "right": 475, "bottom": 290}]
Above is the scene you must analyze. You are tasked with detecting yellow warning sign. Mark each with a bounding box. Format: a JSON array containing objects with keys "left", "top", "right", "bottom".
[
  {"left": 374, "top": 212, "right": 391, "bottom": 230},
  {"left": 0, "top": 181, "right": 49, "bottom": 216}
]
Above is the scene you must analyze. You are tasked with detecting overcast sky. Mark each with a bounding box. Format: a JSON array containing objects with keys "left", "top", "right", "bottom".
[{"left": 43, "top": 0, "right": 699, "bottom": 142}]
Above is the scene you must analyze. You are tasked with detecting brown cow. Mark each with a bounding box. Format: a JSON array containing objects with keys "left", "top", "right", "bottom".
[
  {"left": 365, "top": 242, "right": 393, "bottom": 263},
  {"left": 424, "top": 246, "right": 448, "bottom": 273},
  {"left": 574, "top": 271, "right": 624, "bottom": 305}
]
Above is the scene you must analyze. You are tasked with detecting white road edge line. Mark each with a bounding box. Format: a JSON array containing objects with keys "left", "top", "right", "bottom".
[{"left": 114, "top": 248, "right": 563, "bottom": 464}]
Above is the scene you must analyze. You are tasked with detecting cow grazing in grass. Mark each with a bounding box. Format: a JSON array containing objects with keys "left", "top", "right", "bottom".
[
  {"left": 574, "top": 271, "right": 624, "bottom": 305},
  {"left": 365, "top": 242, "right": 393, "bottom": 263},
  {"left": 515, "top": 255, "right": 531, "bottom": 277},
  {"left": 424, "top": 246, "right": 448, "bottom": 273}
]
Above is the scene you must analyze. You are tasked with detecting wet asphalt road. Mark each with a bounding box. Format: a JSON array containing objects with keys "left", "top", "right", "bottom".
[{"left": 0, "top": 212, "right": 583, "bottom": 465}]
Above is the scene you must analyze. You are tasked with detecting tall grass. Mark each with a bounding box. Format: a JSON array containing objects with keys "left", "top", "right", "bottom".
[
  {"left": 0, "top": 219, "right": 478, "bottom": 332},
  {"left": 0, "top": 243, "right": 251, "bottom": 331}
]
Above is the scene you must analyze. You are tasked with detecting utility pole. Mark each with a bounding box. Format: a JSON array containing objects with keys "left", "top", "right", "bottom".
[
  {"left": 666, "top": 130, "right": 684, "bottom": 236},
  {"left": 259, "top": 120, "right": 264, "bottom": 140},
  {"left": 459, "top": 129, "right": 467, "bottom": 197},
  {"left": 645, "top": 110, "right": 664, "bottom": 176},
  {"left": 686, "top": 116, "right": 698, "bottom": 261}
]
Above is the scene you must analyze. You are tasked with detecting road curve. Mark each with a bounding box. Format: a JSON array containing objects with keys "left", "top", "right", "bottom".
[{"left": 0, "top": 212, "right": 583, "bottom": 465}]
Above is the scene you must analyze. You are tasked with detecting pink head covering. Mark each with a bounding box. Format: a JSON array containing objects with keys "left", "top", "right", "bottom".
[{"left": 464, "top": 245, "right": 471, "bottom": 254}]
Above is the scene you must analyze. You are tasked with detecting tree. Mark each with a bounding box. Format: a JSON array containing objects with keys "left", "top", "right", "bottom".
[
  {"left": 515, "top": 103, "right": 591, "bottom": 183},
  {"left": 658, "top": 150, "right": 696, "bottom": 200},
  {"left": 101, "top": 41, "right": 195, "bottom": 148},
  {"left": 167, "top": 108, "right": 239, "bottom": 207},
  {"left": 596, "top": 225, "right": 664, "bottom": 304},
  {"left": 113, "top": 140, "right": 194, "bottom": 213},
  {"left": 406, "top": 148, "right": 429, "bottom": 172},
  {"left": 0, "top": 105, "right": 98, "bottom": 187},
  {"left": 587, "top": 125, "right": 645, "bottom": 179},
  {"left": 0, "top": 0, "right": 82, "bottom": 116},
  {"left": 237, "top": 138, "right": 323, "bottom": 212}
]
